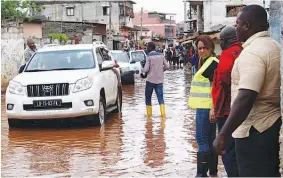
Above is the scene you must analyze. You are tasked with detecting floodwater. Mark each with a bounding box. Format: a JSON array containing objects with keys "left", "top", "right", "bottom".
[{"left": 1, "top": 66, "right": 225, "bottom": 177}]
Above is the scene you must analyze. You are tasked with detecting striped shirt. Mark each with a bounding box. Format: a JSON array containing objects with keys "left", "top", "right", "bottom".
[{"left": 142, "top": 51, "right": 169, "bottom": 84}]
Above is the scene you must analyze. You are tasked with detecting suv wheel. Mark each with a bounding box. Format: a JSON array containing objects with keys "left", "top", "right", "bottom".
[
  {"left": 95, "top": 96, "right": 106, "bottom": 126},
  {"left": 113, "top": 87, "right": 122, "bottom": 113}
]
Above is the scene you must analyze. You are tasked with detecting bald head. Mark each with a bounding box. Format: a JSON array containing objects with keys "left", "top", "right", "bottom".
[
  {"left": 220, "top": 26, "right": 237, "bottom": 50},
  {"left": 27, "top": 38, "right": 34, "bottom": 43},
  {"left": 26, "top": 38, "right": 35, "bottom": 49},
  {"left": 220, "top": 26, "right": 237, "bottom": 41}
]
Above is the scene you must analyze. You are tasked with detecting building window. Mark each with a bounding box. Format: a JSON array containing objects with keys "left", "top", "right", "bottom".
[
  {"left": 103, "top": 6, "right": 110, "bottom": 15},
  {"left": 66, "top": 7, "right": 74, "bottom": 16},
  {"left": 226, "top": 5, "right": 245, "bottom": 17}
]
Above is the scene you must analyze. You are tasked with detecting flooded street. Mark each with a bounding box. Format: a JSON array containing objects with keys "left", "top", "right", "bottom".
[{"left": 1, "top": 66, "right": 225, "bottom": 177}]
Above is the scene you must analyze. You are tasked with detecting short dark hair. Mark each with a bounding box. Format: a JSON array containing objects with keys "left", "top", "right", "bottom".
[
  {"left": 147, "top": 42, "right": 156, "bottom": 51},
  {"left": 241, "top": 5, "right": 268, "bottom": 30}
]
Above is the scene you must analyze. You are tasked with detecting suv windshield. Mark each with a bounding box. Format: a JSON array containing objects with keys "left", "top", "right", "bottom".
[
  {"left": 26, "top": 50, "right": 95, "bottom": 72},
  {"left": 131, "top": 51, "right": 146, "bottom": 62},
  {"left": 111, "top": 52, "right": 129, "bottom": 63}
]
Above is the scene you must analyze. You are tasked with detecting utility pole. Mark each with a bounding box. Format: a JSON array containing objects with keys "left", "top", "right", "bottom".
[
  {"left": 61, "top": 5, "right": 64, "bottom": 33},
  {"left": 139, "top": 7, "right": 143, "bottom": 50},
  {"left": 107, "top": 2, "right": 113, "bottom": 50},
  {"left": 184, "top": 0, "right": 188, "bottom": 32},
  {"left": 169, "top": 16, "right": 172, "bottom": 46}
]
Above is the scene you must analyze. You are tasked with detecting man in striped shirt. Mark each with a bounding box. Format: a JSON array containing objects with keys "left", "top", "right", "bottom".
[{"left": 142, "top": 42, "right": 169, "bottom": 118}]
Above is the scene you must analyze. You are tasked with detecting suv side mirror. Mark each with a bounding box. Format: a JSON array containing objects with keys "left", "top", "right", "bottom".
[
  {"left": 101, "top": 60, "right": 114, "bottom": 71},
  {"left": 130, "top": 60, "right": 136, "bottom": 64},
  {"left": 18, "top": 64, "right": 26, "bottom": 74}
]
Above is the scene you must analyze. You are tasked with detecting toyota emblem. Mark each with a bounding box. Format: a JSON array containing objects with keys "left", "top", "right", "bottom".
[{"left": 42, "top": 85, "right": 53, "bottom": 93}]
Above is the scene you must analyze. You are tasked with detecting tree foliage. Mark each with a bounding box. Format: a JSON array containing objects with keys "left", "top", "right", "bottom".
[
  {"left": 48, "top": 33, "right": 69, "bottom": 43},
  {"left": 1, "top": 0, "right": 44, "bottom": 21}
]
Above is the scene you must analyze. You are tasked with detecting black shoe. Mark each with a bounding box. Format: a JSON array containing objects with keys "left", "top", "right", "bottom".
[
  {"left": 208, "top": 151, "right": 218, "bottom": 177},
  {"left": 195, "top": 152, "right": 210, "bottom": 178}
]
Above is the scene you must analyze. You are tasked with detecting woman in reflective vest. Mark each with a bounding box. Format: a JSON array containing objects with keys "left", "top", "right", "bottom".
[{"left": 188, "top": 35, "right": 219, "bottom": 177}]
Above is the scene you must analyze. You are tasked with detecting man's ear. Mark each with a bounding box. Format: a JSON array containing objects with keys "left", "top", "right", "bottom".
[
  {"left": 266, "top": 22, "right": 270, "bottom": 30},
  {"left": 244, "top": 21, "right": 251, "bottom": 31}
]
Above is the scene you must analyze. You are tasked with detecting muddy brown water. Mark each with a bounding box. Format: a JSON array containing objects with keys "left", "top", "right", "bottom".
[{"left": 1, "top": 66, "right": 225, "bottom": 177}]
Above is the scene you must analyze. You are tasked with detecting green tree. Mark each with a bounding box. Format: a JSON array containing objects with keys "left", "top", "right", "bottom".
[
  {"left": 1, "top": 1, "right": 23, "bottom": 20},
  {"left": 1, "top": 0, "right": 44, "bottom": 21},
  {"left": 48, "top": 33, "right": 69, "bottom": 43}
]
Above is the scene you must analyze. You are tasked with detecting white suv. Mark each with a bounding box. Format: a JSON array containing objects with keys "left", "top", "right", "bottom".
[
  {"left": 6, "top": 44, "right": 122, "bottom": 127},
  {"left": 128, "top": 50, "right": 147, "bottom": 78}
]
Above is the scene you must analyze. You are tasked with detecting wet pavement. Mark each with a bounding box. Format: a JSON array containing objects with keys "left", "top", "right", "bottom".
[{"left": 1, "top": 66, "right": 225, "bottom": 177}]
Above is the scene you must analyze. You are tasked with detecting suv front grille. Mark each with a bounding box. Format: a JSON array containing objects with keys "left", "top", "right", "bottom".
[{"left": 27, "top": 83, "right": 69, "bottom": 97}]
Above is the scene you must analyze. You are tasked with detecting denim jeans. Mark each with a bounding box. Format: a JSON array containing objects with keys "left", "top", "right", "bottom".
[
  {"left": 192, "top": 66, "right": 197, "bottom": 76},
  {"left": 145, "top": 81, "right": 164, "bottom": 106},
  {"left": 217, "top": 117, "right": 239, "bottom": 177},
  {"left": 195, "top": 109, "right": 216, "bottom": 152}
]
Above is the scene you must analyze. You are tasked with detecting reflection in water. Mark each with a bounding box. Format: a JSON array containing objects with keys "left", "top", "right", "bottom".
[
  {"left": 144, "top": 118, "right": 167, "bottom": 168},
  {"left": 1, "top": 66, "right": 225, "bottom": 177},
  {"left": 3, "top": 114, "right": 124, "bottom": 177}
]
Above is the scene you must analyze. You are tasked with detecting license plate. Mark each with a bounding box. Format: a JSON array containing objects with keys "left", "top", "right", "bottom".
[{"left": 33, "top": 99, "right": 62, "bottom": 108}]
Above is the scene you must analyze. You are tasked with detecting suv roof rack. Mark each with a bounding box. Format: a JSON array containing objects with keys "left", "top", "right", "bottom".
[
  {"left": 93, "top": 41, "right": 106, "bottom": 46},
  {"left": 43, "top": 44, "right": 60, "bottom": 48}
]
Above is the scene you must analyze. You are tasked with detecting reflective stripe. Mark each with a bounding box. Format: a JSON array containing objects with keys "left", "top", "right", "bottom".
[
  {"left": 191, "top": 81, "right": 212, "bottom": 87},
  {"left": 191, "top": 93, "right": 211, "bottom": 98}
]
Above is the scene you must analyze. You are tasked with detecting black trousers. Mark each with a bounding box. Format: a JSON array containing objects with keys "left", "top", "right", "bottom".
[{"left": 235, "top": 117, "right": 282, "bottom": 177}]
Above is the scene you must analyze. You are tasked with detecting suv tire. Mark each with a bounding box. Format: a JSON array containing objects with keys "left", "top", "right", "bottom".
[
  {"left": 113, "top": 87, "right": 122, "bottom": 113},
  {"left": 95, "top": 96, "right": 106, "bottom": 126}
]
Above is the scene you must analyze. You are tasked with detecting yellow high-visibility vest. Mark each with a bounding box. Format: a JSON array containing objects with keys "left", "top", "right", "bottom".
[{"left": 188, "top": 56, "right": 219, "bottom": 109}]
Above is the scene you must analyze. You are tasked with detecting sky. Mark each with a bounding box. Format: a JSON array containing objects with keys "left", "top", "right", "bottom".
[{"left": 133, "top": 0, "right": 185, "bottom": 22}]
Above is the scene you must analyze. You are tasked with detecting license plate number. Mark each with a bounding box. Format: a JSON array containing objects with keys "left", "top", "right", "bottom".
[{"left": 33, "top": 100, "right": 62, "bottom": 108}]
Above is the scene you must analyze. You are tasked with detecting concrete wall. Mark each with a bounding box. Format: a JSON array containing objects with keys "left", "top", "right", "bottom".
[
  {"left": 42, "top": 1, "right": 134, "bottom": 35},
  {"left": 203, "top": 0, "right": 269, "bottom": 32},
  {"left": 269, "top": 0, "right": 283, "bottom": 173},
  {"left": 281, "top": 5, "right": 283, "bottom": 173},
  {"left": 1, "top": 25, "right": 25, "bottom": 89},
  {"left": 42, "top": 21, "right": 106, "bottom": 44},
  {"left": 23, "top": 22, "right": 43, "bottom": 39}
]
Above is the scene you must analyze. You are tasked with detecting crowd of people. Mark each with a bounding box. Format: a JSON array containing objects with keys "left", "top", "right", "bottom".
[
  {"left": 141, "top": 4, "right": 281, "bottom": 178},
  {"left": 164, "top": 43, "right": 195, "bottom": 66},
  {"left": 24, "top": 5, "right": 281, "bottom": 177}
]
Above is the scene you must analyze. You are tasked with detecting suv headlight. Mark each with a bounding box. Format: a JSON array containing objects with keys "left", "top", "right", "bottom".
[
  {"left": 120, "top": 67, "right": 130, "bottom": 73},
  {"left": 8, "top": 81, "right": 25, "bottom": 95},
  {"left": 73, "top": 77, "right": 93, "bottom": 93}
]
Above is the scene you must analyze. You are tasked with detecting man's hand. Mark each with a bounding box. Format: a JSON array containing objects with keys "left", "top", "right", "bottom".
[
  {"left": 140, "top": 73, "right": 147, "bottom": 79},
  {"left": 140, "top": 60, "right": 146, "bottom": 68},
  {"left": 213, "top": 134, "right": 226, "bottom": 156},
  {"left": 209, "top": 109, "right": 217, "bottom": 123}
]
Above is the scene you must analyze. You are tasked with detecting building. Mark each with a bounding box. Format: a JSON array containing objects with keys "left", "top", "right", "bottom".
[
  {"left": 183, "top": 0, "right": 270, "bottom": 33},
  {"left": 37, "top": 0, "right": 136, "bottom": 49},
  {"left": 133, "top": 11, "right": 177, "bottom": 47},
  {"left": 180, "top": 0, "right": 270, "bottom": 55},
  {"left": 133, "top": 25, "right": 152, "bottom": 42},
  {"left": 176, "top": 22, "right": 185, "bottom": 39}
]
